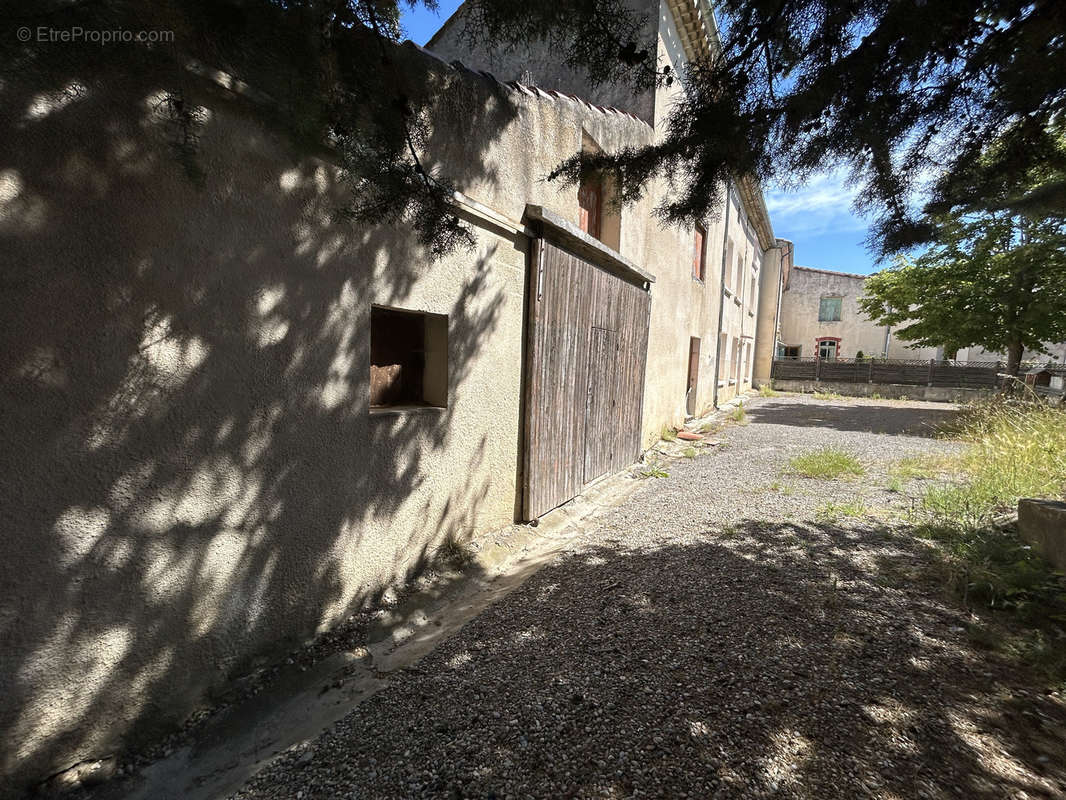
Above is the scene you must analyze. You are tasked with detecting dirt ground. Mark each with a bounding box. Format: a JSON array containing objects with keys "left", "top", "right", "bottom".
[{"left": 98, "top": 395, "right": 1066, "bottom": 799}]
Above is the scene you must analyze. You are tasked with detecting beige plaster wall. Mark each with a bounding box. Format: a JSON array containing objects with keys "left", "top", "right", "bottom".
[
  {"left": 780, "top": 267, "right": 894, "bottom": 359},
  {"left": 0, "top": 44, "right": 655, "bottom": 794},
  {"left": 427, "top": 0, "right": 778, "bottom": 440},
  {"left": 426, "top": 0, "right": 659, "bottom": 124},
  {"left": 753, "top": 239, "right": 791, "bottom": 385},
  {"left": 633, "top": 3, "right": 776, "bottom": 436},
  {"left": 954, "top": 343, "right": 1066, "bottom": 364}
]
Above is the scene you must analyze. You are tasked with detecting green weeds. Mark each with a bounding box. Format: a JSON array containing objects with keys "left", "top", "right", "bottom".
[
  {"left": 729, "top": 402, "right": 747, "bottom": 424},
  {"left": 907, "top": 397, "right": 1066, "bottom": 687},
  {"left": 817, "top": 498, "right": 869, "bottom": 521},
  {"left": 789, "top": 448, "right": 865, "bottom": 479}
]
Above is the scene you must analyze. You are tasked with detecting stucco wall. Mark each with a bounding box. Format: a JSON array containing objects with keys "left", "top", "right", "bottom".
[
  {"left": 633, "top": 2, "right": 775, "bottom": 435},
  {"left": 753, "top": 239, "right": 791, "bottom": 385},
  {"left": 956, "top": 343, "right": 1066, "bottom": 363},
  {"left": 428, "top": 0, "right": 777, "bottom": 439},
  {"left": 0, "top": 44, "right": 657, "bottom": 794},
  {"left": 426, "top": 0, "right": 658, "bottom": 124},
  {"left": 779, "top": 267, "right": 937, "bottom": 361}
]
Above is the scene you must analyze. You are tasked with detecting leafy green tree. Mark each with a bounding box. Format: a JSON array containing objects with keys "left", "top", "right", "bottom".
[{"left": 859, "top": 212, "right": 1066, "bottom": 376}]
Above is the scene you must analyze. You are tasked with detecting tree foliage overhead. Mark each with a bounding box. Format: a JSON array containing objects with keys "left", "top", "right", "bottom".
[
  {"left": 859, "top": 127, "right": 1066, "bottom": 374},
  {"left": 4, "top": 0, "right": 1065, "bottom": 257},
  {"left": 544, "top": 0, "right": 1066, "bottom": 253}
]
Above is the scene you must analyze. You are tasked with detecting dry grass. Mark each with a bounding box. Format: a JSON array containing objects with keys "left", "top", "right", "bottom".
[{"left": 908, "top": 396, "right": 1066, "bottom": 687}]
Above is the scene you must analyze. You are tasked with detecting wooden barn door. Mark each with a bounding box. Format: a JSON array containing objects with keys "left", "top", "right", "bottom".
[
  {"left": 584, "top": 327, "right": 619, "bottom": 483},
  {"left": 522, "top": 238, "right": 650, "bottom": 520}
]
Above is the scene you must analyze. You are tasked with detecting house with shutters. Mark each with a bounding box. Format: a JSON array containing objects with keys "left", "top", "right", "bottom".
[
  {"left": 776, "top": 265, "right": 940, "bottom": 361},
  {"left": 0, "top": 1, "right": 788, "bottom": 792},
  {"left": 774, "top": 265, "right": 1066, "bottom": 365}
]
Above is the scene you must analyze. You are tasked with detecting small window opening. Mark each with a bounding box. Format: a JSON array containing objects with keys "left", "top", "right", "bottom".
[
  {"left": 577, "top": 131, "right": 621, "bottom": 250},
  {"left": 578, "top": 174, "right": 603, "bottom": 240},
  {"left": 693, "top": 224, "right": 706, "bottom": 281},
  {"left": 370, "top": 306, "right": 448, "bottom": 409}
]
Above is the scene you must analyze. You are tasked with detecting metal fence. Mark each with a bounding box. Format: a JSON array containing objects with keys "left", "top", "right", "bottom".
[{"left": 771, "top": 357, "right": 1004, "bottom": 388}]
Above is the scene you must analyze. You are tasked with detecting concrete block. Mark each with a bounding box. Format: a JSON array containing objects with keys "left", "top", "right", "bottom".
[{"left": 1018, "top": 499, "right": 1066, "bottom": 571}]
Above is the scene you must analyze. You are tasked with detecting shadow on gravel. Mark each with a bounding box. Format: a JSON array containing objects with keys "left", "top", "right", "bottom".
[
  {"left": 233, "top": 519, "right": 1066, "bottom": 800},
  {"left": 746, "top": 400, "right": 960, "bottom": 437}
]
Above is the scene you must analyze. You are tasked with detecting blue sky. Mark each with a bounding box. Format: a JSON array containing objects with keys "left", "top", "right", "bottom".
[{"left": 401, "top": 2, "right": 881, "bottom": 275}]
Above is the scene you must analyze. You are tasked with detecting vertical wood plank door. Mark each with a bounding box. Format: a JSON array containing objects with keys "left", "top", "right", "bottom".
[
  {"left": 523, "top": 239, "right": 650, "bottom": 520},
  {"left": 584, "top": 327, "right": 618, "bottom": 483}
]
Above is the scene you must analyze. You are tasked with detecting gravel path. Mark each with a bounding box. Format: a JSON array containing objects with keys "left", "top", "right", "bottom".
[{"left": 232, "top": 395, "right": 1066, "bottom": 799}]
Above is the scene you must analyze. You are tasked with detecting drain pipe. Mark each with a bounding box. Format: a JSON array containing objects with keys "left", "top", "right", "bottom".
[{"left": 712, "top": 180, "right": 733, "bottom": 409}]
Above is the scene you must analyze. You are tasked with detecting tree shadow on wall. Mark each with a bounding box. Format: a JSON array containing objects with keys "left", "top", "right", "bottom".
[
  {"left": 268, "top": 518, "right": 1066, "bottom": 799},
  {"left": 0, "top": 21, "right": 526, "bottom": 795}
]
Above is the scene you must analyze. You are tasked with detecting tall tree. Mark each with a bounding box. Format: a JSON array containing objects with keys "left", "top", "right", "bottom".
[{"left": 859, "top": 211, "right": 1066, "bottom": 376}]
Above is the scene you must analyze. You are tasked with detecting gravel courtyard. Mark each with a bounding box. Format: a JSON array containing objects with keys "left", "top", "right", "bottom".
[{"left": 231, "top": 395, "right": 1066, "bottom": 800}]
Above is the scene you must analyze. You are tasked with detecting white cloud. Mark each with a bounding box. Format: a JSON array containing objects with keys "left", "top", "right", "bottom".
[{"left": 765, "top": 172, "right": 870, "bottom": 237}]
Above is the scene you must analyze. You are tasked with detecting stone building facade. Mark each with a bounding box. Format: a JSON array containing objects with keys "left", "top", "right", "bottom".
[
  {"left": 775, "top": 265, "right": 1065, "bottom": 366},
  {"left": 776, "top": 266, "right": 939, "bottom": 361}
]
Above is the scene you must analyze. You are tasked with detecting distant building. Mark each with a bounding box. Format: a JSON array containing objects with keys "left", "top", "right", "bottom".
[
  {"left": 773, "top": 265, "right": 1065, "bottom": 366},
  {"left": 776, "top": 266, "right": 938, "bottom": 361}
]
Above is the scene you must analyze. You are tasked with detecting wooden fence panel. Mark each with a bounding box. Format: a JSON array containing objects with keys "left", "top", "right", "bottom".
[
  {"left": 771, "top": 360, "right": 817, "bottom": 380},
  {"left": 771, "top": 358, "right": 1003, "bottom": 389},
  {"left": 870, "top": 362, "right": 930, "bottom": 385}
]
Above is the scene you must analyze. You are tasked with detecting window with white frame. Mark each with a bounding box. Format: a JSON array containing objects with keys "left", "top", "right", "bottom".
[{"left": 817, "top": 339, "right": 838, "bottom": 360}]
